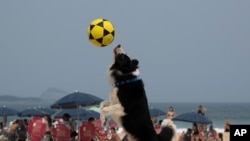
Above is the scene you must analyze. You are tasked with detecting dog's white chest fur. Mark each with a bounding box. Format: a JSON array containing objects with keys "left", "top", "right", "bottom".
[{"left": 100, "top": 69, "right": 140, "bottom": 125}]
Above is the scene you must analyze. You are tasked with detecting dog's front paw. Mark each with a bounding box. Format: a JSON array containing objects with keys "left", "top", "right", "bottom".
[{"left": 102, "top": 107, "right": 109, "bottom": 113}]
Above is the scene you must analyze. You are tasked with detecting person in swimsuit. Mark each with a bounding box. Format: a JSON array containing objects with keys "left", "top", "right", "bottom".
[
  {"left": 224, "top": 120, "right": 230, "bottom": 132},
  {"left": 166, "top": 106, "right": 176, "bottom": 120},
  {"left": 197, "top": 105, "right": 206, "bottom": 116}
]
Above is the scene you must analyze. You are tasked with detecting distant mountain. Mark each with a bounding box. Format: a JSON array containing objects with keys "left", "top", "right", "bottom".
[
  {"left": 0, "top": 88, "right": 69, "bottom": 105},
  {"left": 0, "top": 95, "right": 40, "bottom": 102},
  {"left": 39, "top": 87, "right": 68, "bottom": 102}
]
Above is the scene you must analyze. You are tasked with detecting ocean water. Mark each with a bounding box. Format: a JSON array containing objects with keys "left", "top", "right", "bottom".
[
  {"left": 2, "top": 102, "right": 250, "bottom": 133},
  {"left": 150, "top": 102, "right": 250, "bottom": 132}
]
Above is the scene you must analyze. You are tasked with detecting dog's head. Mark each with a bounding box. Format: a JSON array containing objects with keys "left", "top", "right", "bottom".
[{"left": 111, "top": 53, "right": 139, "bottom": 74}]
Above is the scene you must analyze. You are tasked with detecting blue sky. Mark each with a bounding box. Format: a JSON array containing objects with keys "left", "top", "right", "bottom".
[{"left": 0, "top": 0, "right": 249, "bottom": 102}]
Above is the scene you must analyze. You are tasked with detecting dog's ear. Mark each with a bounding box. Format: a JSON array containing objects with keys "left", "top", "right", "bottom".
[{"left": 132, "top": 59, "right": 139, "bottom": 66}]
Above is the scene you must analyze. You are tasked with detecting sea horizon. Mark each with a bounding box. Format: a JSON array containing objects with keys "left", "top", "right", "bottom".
[
  {"left": 1, "top": 101, "right": 249, "bottom": 133},
  {"left": 150, "top": 102, "right": 250, "bottom": 130}
]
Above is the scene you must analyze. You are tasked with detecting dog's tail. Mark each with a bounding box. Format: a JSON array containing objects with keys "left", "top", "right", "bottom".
[{"left": 157, "top": 119, "right": 176, "bottom": 141}]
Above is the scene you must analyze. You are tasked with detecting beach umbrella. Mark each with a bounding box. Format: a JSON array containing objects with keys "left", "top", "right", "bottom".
[
  {"left": 54, "top": 108, "right": 100, "bottom": 120},
  {"left": 0, "top": 106, "right": 19, "bottom": 127},
  {"left": 172, "top": 112, "right": 212, "bottom": 124},
  {"left": 149, "top": 107, "right": 166, "bottom": 117},
  {"left": 37, "top": 107, "right": 57, "bottom": 115},
  {"left": 0, "top": 106, "right": 19, "bottom": 116},
  {"left": 18, "top": 107, "right": 56, "bottom": 117},
  {"left": 50, "top": 91, "right": 103, "bottom": 109}
]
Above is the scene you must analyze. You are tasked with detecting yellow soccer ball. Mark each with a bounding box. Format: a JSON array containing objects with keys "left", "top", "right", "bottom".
[{"left": 87, "top": 18, "right": 115, "bottom": 47}]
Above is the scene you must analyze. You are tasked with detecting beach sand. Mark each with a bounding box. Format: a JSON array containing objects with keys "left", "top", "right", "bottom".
[
  {"left": 174, "top": 132, "right": 229, "bottom": 141},
  {"left": 223, "top": 132, "right": 229, "bottom": 141},
  {"left": 118, "top": 131, "right": 229, "bottom": 141}
]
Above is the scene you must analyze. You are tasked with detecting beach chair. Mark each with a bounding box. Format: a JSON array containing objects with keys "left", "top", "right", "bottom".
[
  {"left": 51, "top": 124, "right": 71, "bottom": 141},
  {"left": 79, "top": 121, "right": 96, "bottom": 141},
  {"left": 28, "top": 120, "right": 46, "bottom": 141},
  {"left": 93, "top": 119, "right": 109, "bottom": 140},
  {"left": 94, "top": 119, "right": 102, "bottom": 127},
  {"left": 32, "top": 116, "right": 43, "bottom": 121},
  {"left": 96, "top": 126, "right": 108, "bottom": 141},
  {"left": 27, "top": 117, "right": 42, "bottom": 133}
]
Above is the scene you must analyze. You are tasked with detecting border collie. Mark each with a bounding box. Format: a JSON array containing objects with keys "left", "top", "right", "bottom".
[{"left": 101, "top": 53, "right": 176, "bottom": 141}]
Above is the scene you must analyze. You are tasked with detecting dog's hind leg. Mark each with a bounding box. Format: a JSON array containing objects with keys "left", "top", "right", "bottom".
[{"left": 102, "top": 103, "right": 126, "bottom": 126}]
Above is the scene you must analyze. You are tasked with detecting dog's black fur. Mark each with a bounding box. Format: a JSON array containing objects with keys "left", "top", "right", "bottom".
[{"left": 103, "top": 53, "right": 175, "bottom": 141}]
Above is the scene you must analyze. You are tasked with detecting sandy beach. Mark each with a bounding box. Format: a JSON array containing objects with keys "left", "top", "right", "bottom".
[
  {"left": 174, "top": 132, "right": 229, "bottom": 141},
  {"left": 117, "top": 130, "right": 229, "bottom": 141},
  {"left": 223, "top": 132, "right": 229, "bottom": 141}
]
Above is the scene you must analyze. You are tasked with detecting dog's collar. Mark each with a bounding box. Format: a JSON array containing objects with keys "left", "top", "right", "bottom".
[{"left": 113, "top": 77, "right": 141, "bottom": 87}]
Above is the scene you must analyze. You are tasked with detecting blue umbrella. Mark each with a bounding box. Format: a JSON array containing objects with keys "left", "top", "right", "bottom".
[
  {"left": 37, "top": 107, "right": 57, "bottom": 115},
  {"left": 0, "top": 106, "right": 18, "bottom": 116},
  {"left": 149, "top": 107, "right": 166, "bottom": 117},
  {"left": 172, "top": 112, "right": 212, "bottom": 124},
  {"left": 50, "top": 91, "right": 103, "bottom": 109},
  {"left": 18, "top": 107, "right": 56, "bottom": 117},
  {"left": 54, "top": 108, "right": 100, "bottom": 120}
]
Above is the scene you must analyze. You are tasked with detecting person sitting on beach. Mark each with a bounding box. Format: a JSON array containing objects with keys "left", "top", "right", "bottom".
[
  {"left": 206, "top": 129, "right": 221, "bottom": 141},
  {"left": 107, "top": 127, "right": 121, "bottom": 141},
  {"left": 191, "top": 132, "right": 206, "bottom": 141},
  {"left": 88, "top": 117, "right": 96, "bottom": 126},
  {"left": 42, "top": 115, "right": 52, "bottom": 133},
  {"left": 2, "top": 120, "right": 19, "bottom": 141},
  {"left": 192, "top": 123, "right": 199, "bottom": 135},
  {"left": 166, "top": 106, "right": 176, "bottom": 120},
  {"left": 198, "top": 124, "right": 206, "bottom": 139},
  {"left": 205, "top": 125, "right": 214, "bottom": 138},
  {"left": 178, "top": 128, "right": 192, "bottom": 141},
  {"left": 42, "top": 115, "right": 53, "bottom": 141},
  {"left": 17, "top": 119, "right": 28, "bottom": 141},
  {"left": 61, "top": 113, "right": 77, "bottom": 140},
  {"left": 218, "top": 132, "right": 223, "bottom": 141}
]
